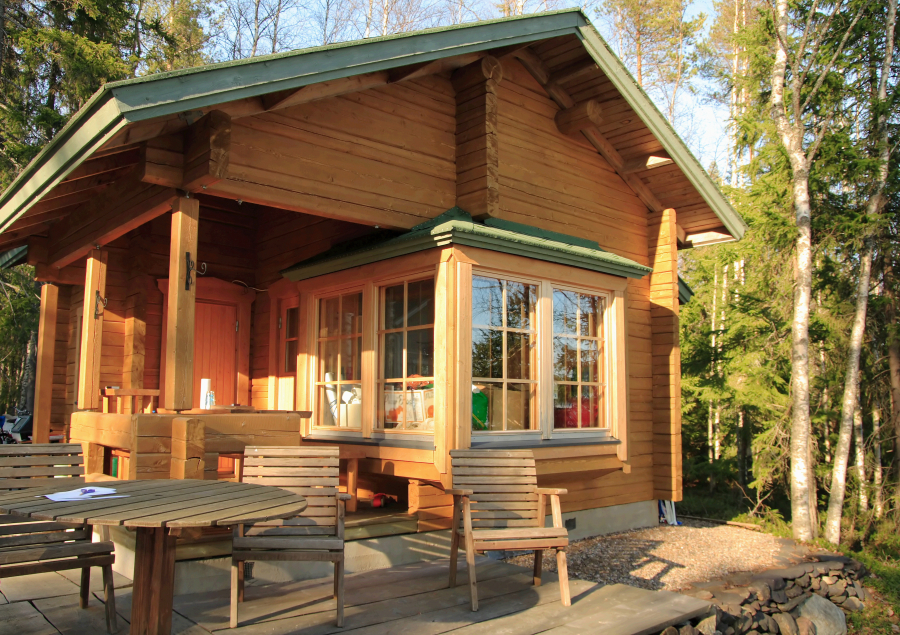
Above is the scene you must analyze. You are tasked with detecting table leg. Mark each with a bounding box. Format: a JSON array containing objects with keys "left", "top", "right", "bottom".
[
  {"left": 346, "top": 458, "right": 359, "bottom": 513},
  {"left": 131, "top": 527, "right": 177, "bottom": 635}
]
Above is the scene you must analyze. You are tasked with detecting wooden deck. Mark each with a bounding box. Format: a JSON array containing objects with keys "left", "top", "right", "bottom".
[{"left": 0, "top": 558, "right": 711, "bottom": 635}]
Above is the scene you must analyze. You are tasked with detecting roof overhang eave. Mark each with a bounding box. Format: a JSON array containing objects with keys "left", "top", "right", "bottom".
[
  {"left": 576, "top": 26, "right": 748, "bottom": 242},
  {"left": 0, "top": 11, "right": 588, "bottom": 234}
]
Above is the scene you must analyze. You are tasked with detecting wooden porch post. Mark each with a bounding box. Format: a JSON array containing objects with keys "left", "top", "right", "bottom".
[
  {"left": 33, "top": 283, "right": 59, "bottom": 442},
  {"left": 78, "top": 250, "right": 108, "bottom": 410},
  {"left": 648, "top": 207, "right": 682, "bottom": 502},
  {"left": 164, "top": 196, "right": 200, "bottom": 411}
]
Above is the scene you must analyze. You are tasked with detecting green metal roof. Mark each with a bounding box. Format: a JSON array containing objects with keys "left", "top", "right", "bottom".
[
  {"left": 0, "top": 246, "right": 27, "bottom": 269},
  {"left": 0, "top": 9, "right": 746, "bottom": 242},
  {"left": 281, "top": 208, "right": 652, "bottom": 281},
  {"left": 678, "top": 276, "right": 694, "bottom": 305}
]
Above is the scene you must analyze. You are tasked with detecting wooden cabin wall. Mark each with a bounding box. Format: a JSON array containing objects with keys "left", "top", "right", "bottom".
[
  {"left": 65, "top": 285, "right": 84, "bottom": 412},
  {"left": 250, "top": 208, "right": 373, "bottom": 409},
  {"left": 495, "top": 58, "right": 656, "bottom": 513},
  {"left": 100, "top": 241, "right": 130, "bottom": 392},
  {"left": 220, "top": 76, "right": 457, "bottom": 231}
]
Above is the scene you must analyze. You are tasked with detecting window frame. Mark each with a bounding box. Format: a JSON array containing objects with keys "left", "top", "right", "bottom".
[
  {"left": 466, "top": 265, "right": 623, "bottom": 444},
  {"left": 376, "top": 274, "right": 437, "bottom": 434}
]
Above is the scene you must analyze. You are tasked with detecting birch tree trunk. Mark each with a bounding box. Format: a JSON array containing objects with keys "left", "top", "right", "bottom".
[
  {"left": 873, "top": 405, "right": 883, "bottom": 518},
  {"left": 853, "top": 400, "right": 868, "bottom": 512},
  {"left": 824, "top": 245, "right": 872, "bottom": 543}
]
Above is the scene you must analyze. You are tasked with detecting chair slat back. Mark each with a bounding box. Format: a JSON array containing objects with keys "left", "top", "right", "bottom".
[
  {"left": 0, "top": 444, "right": 85, "bottom": 491},
  {"left": 450, "top": 450, "right": 540, "bottom": 529},
  {"left": 242, "top": 446, "right": 340, "bottom": 535}
]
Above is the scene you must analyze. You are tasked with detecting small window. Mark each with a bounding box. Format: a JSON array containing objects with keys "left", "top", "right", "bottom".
[
  {"left": 284, "top": 307, "right": 299, "bottom": 373},
  {"left": 471, "top": 275, "right": 538, "bottom": 432},
  {"left": 552, "top": 289, "right": 606, "bottom": 429},
  {"left": 378, "top": 278, "right": 435, "bottom": 431},
  {"left": 315, "top": 292, "right": 363, "bottom": 428}
]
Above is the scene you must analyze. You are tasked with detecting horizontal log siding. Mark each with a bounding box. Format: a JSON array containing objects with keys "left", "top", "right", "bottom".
[
  {"left": 51, "top": 285, "right": 71, "bottom": 435},
  {"left": 225, "top": 76, "right": 457, "bottom": 230},
  {"left": 496, "top": 58, "right": 657, "bottom": 515}
]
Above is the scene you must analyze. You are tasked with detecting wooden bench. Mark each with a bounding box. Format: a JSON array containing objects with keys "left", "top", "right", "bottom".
[
  {"left": 0, "top": 444, "right": 118, "bottom": 633},
  {"left": 231, "top": 446, "right": 350, "bottom": 628},
  {"left": 448, "top": 449, "right": 571, "bottom": 611}
]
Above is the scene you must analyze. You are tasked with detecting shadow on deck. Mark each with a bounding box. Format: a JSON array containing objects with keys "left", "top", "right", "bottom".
[{"left": 0, "top": 558, "right": 711, "bottom": 635}]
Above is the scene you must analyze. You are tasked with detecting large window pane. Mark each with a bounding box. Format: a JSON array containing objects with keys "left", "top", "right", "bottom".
[
  {"left": 340, "top": 336, "right": 361, "bottom": 381},
  {"left": 407, "top": 279, "right": 435, "bottom": 327},
  {"left": 582, "top": 385, "right": 602, "bottom": 428},
  {"left": 554, "top": 384, "right": 578, "bottom": 429},
  {"left": 407, "top": 329, "right": 434, "bottom": 377},
  {"left": 342, "top": 293, "right": 362, "bottom": 335},
  {"left": 506, "top": 282, "right": 536, "bottom": 330},
  {"left": 472, "top": 276, "right": 503, "bottom": 327},
  {"left": 553, "top": 289, "right": 577, "bottom": 335},
  {"left": 506, "top": 332, "right": 533, "bottom": 380},
  {"left": 553, "top": 336, "right": 577, "bottom": 382},
  {"left": 319, "top": 340, "right": 338, "bottom": 381},
  {"left": 507, "top": 383, "right": 534, "bottom": 431},
  {"left": 383, "top": 332, "right": 403, "bottom": 379},
  {"left": 580, "top": 339, "right": 599, "bottom": 383},
  {"left": 472, "top": 328, "right": 503, "bottom": 379},
  {"left": 477, "top": 383, "right": 504, "bottom": 431},
  {"left": 580, "top": 293, "right": 602, "bottom": 337},
  {"left": 384, "top": 285, "right": 404, "bottom": 330},
  {"left": 320, "top": 297, "right": 339, "bottom": 337},
  {"left": 382, "top": 382, "right": 405, "bottom": 429}
]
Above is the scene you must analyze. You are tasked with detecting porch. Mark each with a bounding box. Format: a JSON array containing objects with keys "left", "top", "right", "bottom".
[{"left": 0, "top": 557, "right": 711, "bottom": 635}]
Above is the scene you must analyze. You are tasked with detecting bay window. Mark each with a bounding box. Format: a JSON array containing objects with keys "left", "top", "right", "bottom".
[{"left": 315, "top": 291, "right": 363, "bottom": 428}]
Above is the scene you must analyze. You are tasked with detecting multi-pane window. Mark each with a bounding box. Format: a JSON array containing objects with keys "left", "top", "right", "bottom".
[
  {"left": 315, "top": 292, "right": 363, "bottom": 428},
  {"left": 552, "top": 289, "right": 606, "bottom": 429},
  {"left": 379, "top": 279, "right": 435, "bottom": 430},
  {"left": 471, "top": 275, "right": 538, "bottom": 431}
]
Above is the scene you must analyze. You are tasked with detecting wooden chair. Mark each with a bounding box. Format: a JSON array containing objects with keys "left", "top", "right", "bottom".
[
  {"left": 231, "top": 446, "right": 350, "bottom": 628},
  {"left": 448, "top": 449, "right": 570, "bottom": 611},
  {"left": 0, "top": 444, "right": 118, "bottom": 633}
]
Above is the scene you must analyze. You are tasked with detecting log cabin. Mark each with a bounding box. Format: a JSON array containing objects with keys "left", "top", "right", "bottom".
[{"left": 0, "top": 9, "right": 744, "bottom": 572}]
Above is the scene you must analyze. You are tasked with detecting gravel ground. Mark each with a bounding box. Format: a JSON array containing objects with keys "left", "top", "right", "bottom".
[{"left": 506, "top": 519, "right": 794, "bottom": 592}]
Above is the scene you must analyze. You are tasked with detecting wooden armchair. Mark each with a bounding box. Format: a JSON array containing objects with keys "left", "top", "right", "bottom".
[
  {"left": 231, "top": 446, "right": 350, "bottom": 628},
  {"left": 448, "top": 449, "right": 570, "bottom": 611},
  {"left": 0, "top": 444, "right": 118, "bottom": 633}
]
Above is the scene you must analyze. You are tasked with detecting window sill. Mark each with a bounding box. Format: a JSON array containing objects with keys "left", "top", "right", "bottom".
[
  {"left": 305, "top": 431, "right": 435, "bottom": 451},
  {"left": 469, "top": 435, "right": 620, "bottom": 450}
]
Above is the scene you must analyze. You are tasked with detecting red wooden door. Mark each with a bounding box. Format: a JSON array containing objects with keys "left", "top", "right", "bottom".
[{"left": 192, "top": 301, "right": 238, "bottom": 408}]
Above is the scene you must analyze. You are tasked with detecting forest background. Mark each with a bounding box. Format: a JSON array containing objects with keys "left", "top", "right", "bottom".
[{"left": 0, "top": 0, "right": 897, "bottom": 562}]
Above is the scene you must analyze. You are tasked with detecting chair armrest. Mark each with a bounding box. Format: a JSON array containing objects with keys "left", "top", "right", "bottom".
[
  {"left": 85, "top": 473, "right": 118, "bottom": 482},
  {"left": 534, "top": 488, "right": 567, "bottom": 496},
  {"left": 336, "top": 493, "right": 353, "bottom": 501},
  {"left": 446, "top": 489, "right": 473, "bottom": 496}
]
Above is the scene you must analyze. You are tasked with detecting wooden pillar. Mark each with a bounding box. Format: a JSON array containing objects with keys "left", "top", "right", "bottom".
[
  {"left": 164, "top": 197, "right": 199, "bottom": 411},
  {"left": 33, "top": 283, "right": 59, "bottom": 442},
  {"left": 452, "top": 56, "right": 502, "bottom": 219},
  {"left": 78, "top": 250, "right": 108, "bottom": 410},
  {"left": 647, "top": 207, "right": 682, "bottom": 501},
  {"left": 170, "top": 417, "right": 205, "bottom": 479}
]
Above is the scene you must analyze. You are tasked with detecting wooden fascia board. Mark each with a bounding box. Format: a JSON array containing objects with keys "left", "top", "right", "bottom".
[
  {"left": 577, "top": 25, "right": 747, "bottom": 241},
  {"left": 0, "top": 12, "right": 586, "bottom": 238},
  {"left": 0, "top": 96, "right": 126, "bottom": 234}
]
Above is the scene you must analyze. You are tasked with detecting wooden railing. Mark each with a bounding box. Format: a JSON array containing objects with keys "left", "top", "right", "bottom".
[{"left": 102, "top": 388, "right": 159, "bottom": 414}]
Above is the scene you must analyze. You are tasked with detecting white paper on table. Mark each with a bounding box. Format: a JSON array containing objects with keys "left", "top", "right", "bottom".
[{"left": 42, "top": 486, "right": 129, "bottom": 502}]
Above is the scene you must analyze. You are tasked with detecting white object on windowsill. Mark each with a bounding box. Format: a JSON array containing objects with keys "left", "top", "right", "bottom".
[
  {"left": 200, "top": 378, "right": 215, "bottom": 409},
  {"left": 42, "top": 487, "right": 129, "bottom": 502}
]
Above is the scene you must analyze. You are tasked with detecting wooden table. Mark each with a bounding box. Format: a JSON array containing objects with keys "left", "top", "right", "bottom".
[{"left": 0, "top": 478, "right": 307, "bottom": 635}]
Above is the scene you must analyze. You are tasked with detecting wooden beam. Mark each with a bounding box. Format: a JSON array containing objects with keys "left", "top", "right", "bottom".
[
  {"left": 620, "top": 151, "right": 674, "bottom": 174},
  {"left": 139, "top": 111, "right": 231, "bottom": 193},
  {"left": 164, "top": 197, "right": 200, "bottom": 411},
  {"left": 33, "top": 283, "right": 59, "bottom": 443},
  {"left": 78, "top": 250, "right": 108, "bottom": 411},
  {"left": 549, "top": 59, "right": 599, "bottom": 86},
  {"left": 514, "top": 48, "right": 666, "bottom": 215},
  {"left": 676, "top": 224, "right": 687, "bottom": 246},
  {"left": 389, "top": 53, "right": 486, "bottom": 83},
  {"left": 554, "top": 100, "right": 603, "bottom": 135},
  {"left": 35, "top": 263, "right": 84, "bottom": 285},
  {"left": 47, "top": 170, "right": 177, "bottom": 269},
  {"left": 262, "top": 72, "right": 390, "bottom": 112},
  {"left": 453, "top": 56, "right": 503, "bottom": 220}
]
